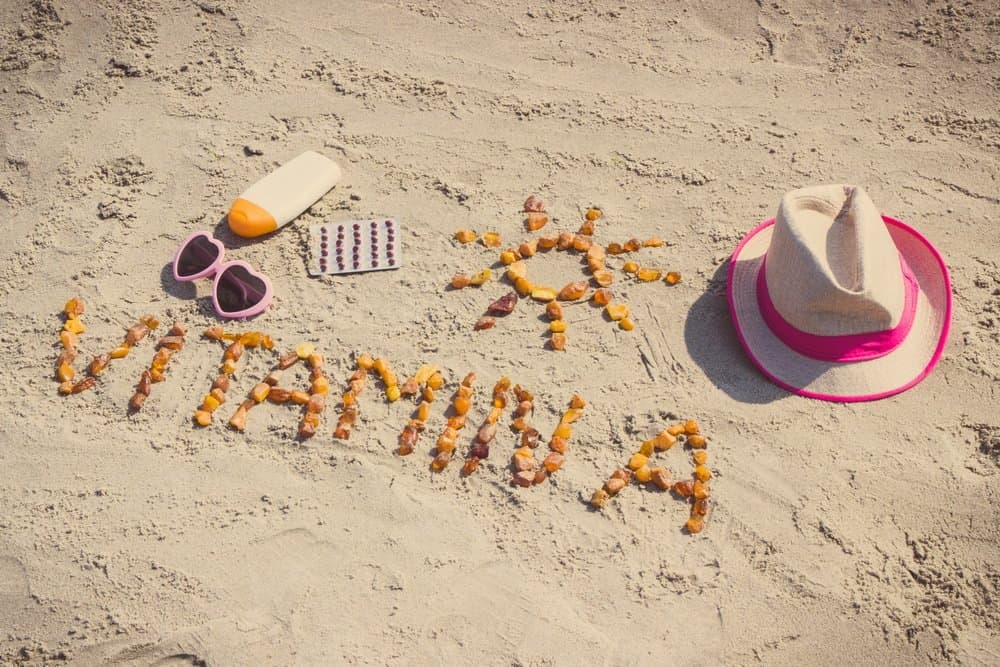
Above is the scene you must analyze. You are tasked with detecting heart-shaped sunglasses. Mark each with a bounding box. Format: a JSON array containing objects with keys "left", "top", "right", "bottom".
[{"left": 171, "top": 231, "right": 273, "bottom": 319}]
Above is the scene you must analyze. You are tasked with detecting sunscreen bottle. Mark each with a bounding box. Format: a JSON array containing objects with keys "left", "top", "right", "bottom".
[{"left": 228, "top": 150, "right": 342, "bottom": 238}]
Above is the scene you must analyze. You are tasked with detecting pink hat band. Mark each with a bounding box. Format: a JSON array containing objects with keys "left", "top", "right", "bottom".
[{"left": 756, "top": 254, "right": 919, "bottom": 363}]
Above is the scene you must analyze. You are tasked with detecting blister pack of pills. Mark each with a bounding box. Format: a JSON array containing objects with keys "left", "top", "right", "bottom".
[{"left": 308, "top": 218, "right": 402, "bottom": 276}]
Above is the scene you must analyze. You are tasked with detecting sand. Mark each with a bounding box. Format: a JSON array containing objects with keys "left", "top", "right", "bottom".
[{"left": 1, "top": 0, "right": 998, "bottom": 664}]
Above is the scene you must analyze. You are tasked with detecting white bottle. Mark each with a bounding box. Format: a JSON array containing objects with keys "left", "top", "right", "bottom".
[{"left": 228, "top": 150, "right": 342, "bottom": 238}]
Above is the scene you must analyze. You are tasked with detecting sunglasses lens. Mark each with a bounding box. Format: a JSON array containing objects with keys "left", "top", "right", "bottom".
[
  {"left": 216, "top": 264, "right": 268, "bottom": 315},
  {"left": 176, "top": 235, "right": 221, "bottom": 279}
]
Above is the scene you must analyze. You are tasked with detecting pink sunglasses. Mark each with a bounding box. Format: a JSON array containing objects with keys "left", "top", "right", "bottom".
[{"left": 172, "top": 231, "right": 274, "bottom": 319}]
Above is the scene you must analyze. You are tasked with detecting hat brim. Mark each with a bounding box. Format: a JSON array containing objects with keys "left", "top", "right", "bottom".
[{"left": 727, "top": 215, "right": 951, "bottom": 402}]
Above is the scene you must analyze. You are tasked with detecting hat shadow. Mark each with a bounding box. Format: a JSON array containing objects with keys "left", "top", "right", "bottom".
[{"left": 683, "top": 262, "right": 789, "bottom": 404}]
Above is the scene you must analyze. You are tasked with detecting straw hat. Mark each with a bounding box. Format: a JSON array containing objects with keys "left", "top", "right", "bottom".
[{"left": 727, "top": 184, "right": 951, "bottom": 402}]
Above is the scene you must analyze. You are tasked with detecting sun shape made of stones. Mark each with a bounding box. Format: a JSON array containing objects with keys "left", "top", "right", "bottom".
[{"left": 449, "top": 195, "right": 682, "bottom": 350}]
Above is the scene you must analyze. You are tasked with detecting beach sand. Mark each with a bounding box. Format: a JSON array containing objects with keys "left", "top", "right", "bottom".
[{"left": 1, "top": 0, "right": 998, "bottom": 664}]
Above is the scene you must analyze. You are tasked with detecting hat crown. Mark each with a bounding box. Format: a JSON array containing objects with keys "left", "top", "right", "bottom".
[{"left": 764, "top": 185, "right": 905, "bottom": 336}]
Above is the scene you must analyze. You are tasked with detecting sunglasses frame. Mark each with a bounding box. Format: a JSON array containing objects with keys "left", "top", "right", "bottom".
[{"left": 172, "top": 231, "right": 274, "bottom": 319}]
